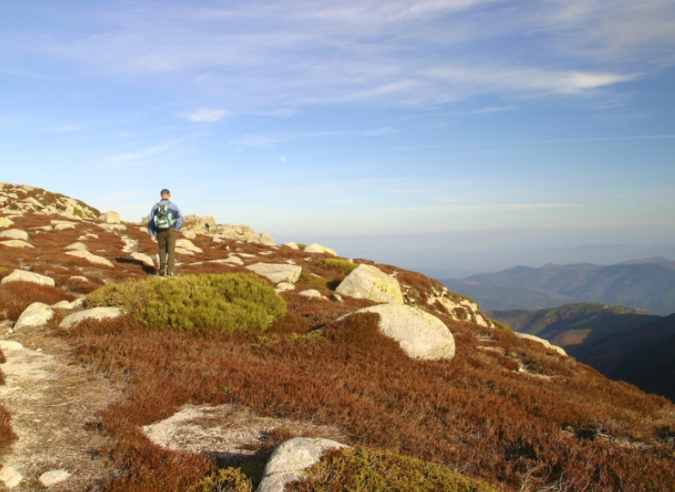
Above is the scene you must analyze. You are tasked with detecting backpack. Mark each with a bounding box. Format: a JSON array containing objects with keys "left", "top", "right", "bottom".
[{"left": 153, "top": 202, "right": 176, "bottom": 231}]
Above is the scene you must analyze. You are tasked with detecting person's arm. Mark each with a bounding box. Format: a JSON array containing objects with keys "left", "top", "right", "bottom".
[
  {"left": 148, "top": 204, "right": 158, "bottom": 238},
  {"left": 172, "top": 204, "right": 184, "bottom": 231}
]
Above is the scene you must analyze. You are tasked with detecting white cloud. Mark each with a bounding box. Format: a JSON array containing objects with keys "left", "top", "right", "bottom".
[
  {"left": 103, "top": 141, "right": 184, "bottom": 167},
  {"left": 180, "top": 108, "right": 228, "bottom": 123},
  {"left": 9, "top": 1, "right": 675, "bottom": 109}
]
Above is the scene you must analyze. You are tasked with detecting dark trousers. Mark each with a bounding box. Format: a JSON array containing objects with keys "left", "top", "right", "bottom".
[{"left": 156, "top": 228, "right": 177, "bottom": 273}]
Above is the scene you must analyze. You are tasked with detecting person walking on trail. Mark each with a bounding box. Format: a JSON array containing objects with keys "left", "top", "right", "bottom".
[{"left": 148, "top": 188, "right": 183, "bottom": 276}]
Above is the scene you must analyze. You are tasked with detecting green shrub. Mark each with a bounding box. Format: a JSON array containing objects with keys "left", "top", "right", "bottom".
[
  {"left": 87, "top": 273, "right": 286, "bottom": 332},
  {"left": 288, "top": 447, "right": 497, "bottom": 492},
  {"left": 189, "top": 468, "right": 253, "bottom": 492},
  {"left": 316, "top": 258, "right": 356, "bottom": 273}
]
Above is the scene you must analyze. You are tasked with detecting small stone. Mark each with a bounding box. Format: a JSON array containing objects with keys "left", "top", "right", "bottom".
[{"left": 39, "top": 470, "right": 71, "bottom": 487}]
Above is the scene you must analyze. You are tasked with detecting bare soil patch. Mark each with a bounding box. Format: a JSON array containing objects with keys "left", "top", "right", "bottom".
[{"left": 0, "top": 325, "right": 123, "bottom": 491}]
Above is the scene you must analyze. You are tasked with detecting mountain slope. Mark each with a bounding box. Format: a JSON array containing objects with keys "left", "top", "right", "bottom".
[
  {"left": 610, "top": 314, "right": 675, "bottom": 401},
  {"left": 443, "top": 260, "right": 675, "bottom": 314},
  {"left": 490, "top": 303, "right": 675, "bottom": 399},
  {"left": 1, "top": 182, "right": 675, "bottom": 491}
]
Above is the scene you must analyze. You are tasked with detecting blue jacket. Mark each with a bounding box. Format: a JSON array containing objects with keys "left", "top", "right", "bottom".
[{"left": 148, "top": 199, "right": 183, "bottom": 236}]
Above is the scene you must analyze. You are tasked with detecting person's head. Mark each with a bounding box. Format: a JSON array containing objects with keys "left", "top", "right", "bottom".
[{"left": 160, "top": 188, "right": 170, "bottom": 199}]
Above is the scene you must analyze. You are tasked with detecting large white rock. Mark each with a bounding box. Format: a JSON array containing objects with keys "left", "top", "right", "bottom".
[
  {"left": 256, "top": 438, "right": 348, "bottom": 492},
  {"left": 335, "top": 264, "right": 403, "bottom": 304},
  {"left": 14, "top": 302, "right": 55, "bottom": 331},
  {"left": 246, "top": 263, "right": 302, "bottom": 284},
  {"left": 303, "top": 243, "right": 337, "bottom": 256},
  {"left": 1, "top": 270, "right": 55, "bottom": 287},
  {"left": 60, "top": 307, "right": 124, "bottom": 329},
  {"left": 0, "top": 229, "right": 29, "bottom": 241},
  {"left": 347, "top": 304, "right": 456, "bottom": 360}
]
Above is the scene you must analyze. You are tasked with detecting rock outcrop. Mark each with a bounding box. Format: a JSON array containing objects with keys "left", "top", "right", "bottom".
[
  {"left": 335, "top": 264, "right": 404, "bottom": 304},
  {"left": 256, "top": 437, "right": 348, "bottom": 492},
  {"left": 341, "top": 304, "right": 456, "bottom": 360}
]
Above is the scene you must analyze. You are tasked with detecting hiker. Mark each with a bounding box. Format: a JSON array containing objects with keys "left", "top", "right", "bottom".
[{"left": 148, "top": 188, "right": 183, "bottom": 276}]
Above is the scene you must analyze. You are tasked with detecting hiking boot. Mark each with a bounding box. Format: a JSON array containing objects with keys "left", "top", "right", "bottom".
[{"left": 158, "top": 264, "right": 167, "bottom": 277}]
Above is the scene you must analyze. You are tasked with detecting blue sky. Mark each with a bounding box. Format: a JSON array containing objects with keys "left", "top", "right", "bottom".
[{"left": 2, "top": 1, "right": 675, "bottom": 276}]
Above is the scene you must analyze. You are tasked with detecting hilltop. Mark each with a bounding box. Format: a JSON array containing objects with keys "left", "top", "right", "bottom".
[{"left": 1, "top": 182, "right": 675, "bottom": 491}]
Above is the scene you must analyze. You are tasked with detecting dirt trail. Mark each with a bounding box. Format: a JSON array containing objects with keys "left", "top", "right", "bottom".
[{"left": 0, "top": 326, "right": 122, "bottom": 491}]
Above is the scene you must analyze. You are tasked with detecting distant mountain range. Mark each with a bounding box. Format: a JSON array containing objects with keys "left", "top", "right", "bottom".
[
  {"left": 441, "top": 257, "right": 675, "bottom": 315},
  {"left": 489, "top": 303, "right": 675, "bottom": 401}
]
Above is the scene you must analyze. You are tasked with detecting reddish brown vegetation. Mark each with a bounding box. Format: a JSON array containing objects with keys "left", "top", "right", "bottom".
[
  {"left": 1, "top": 201, "right": 674, "bottom": 491},
  {"left": 0, "top": 282, "right": 76, "bottom": 321},
  {"left": 63, "top": 306, "right": 675, "bottom": 491}
]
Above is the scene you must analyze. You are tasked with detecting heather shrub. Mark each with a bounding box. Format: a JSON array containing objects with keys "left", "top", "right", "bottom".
[
  {"left": 189, "top": 468, "right": 252, "bottom": 492},
  {"left": 317, "top": 258, "right": 356, "bottom": 273},
  {"left": 86, "top": 273, "right": 286, "bottom": 332},
  {"left": 288, "top": 447, "right": 497, "bottom": 492},
  {"left": 0, "top": 282, "right": 76, "bottom": 321}
]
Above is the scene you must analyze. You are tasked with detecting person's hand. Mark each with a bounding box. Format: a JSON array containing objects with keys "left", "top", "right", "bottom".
[{"left": 150, "top": 236, "right": 157, "bottom": 243}]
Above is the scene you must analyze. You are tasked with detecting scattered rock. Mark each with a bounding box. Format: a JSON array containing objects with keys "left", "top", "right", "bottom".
[
  {"left": 256, "top": 437, "right": 348, "bottom": 492},
  {"left": 97, "top": 223, "right": 127, "bottom": 232},
  {"left": 51, "top": 220, "right": 78, "bottom": 230},
  {"left": 335, "top": 264, "right": 403, "bottom": 304},
  {"left": 246, "top": 263, "right": 302, "bottom": 284},
  {"left": 303, "top": 243, "right": 337, "bottom": 256},
  {"left": 65, "top": 241, "right": 90, "bottom": 252},
  {"left": 515, "top": 333, "right": 567, "bottom": 357},
  {"left": 275, "top": 282, "right": 296, "bottom": 293},
  {"left": 99, "top": 211, "right": 120, "bottom": 224},
  {"left": 13, "top": 302, "right": 55, "bottom": 331},
  {"left": 39, "top": 469, "right": 71, "bottom": 487},
  {"left": 66, "top": 250, "right": 115, "bottom": 267},
  {"left": 175, "top": 238, "right": 203, "bottom": 254},
  {"left": 0, "top": 229, "right": 29, "bottom": 241},
  {"left": 0, "top": 217, "right": 15, "bottom": 228},
  {"left": 60, "top": 307, "right": 125, "bottom": 329},
  {"left": 129, "top": 252, "right": 156, "bottom": 268},
  {"left": 0, "top": 466, "right": 23, "bottom": 489},
  {"left": 1, "top": 270, "right": 56, "bottom": 287},
  {"left": 299, "top": 289, "right": 324, "bottom": 300},
  {"left": 0, "top": 239, "right": 34, "bottom": 249}
]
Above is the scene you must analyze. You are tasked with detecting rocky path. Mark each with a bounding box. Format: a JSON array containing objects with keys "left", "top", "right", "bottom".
[{"left": 0, "top": 327, "right": 122, "bottom": 491}]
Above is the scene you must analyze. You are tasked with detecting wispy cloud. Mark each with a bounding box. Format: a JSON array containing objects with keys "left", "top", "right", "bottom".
[
  {"left": 45, "top": 124, "right": 81, "bottom": 133},
  {"left": 230, "top": 128, "right": 397, "bottom": 147},
  {"left": 102, "top": 141, "right": 184, "bottom": 167},
  {"left": 179, "top": 108, "right": 228, "bottom": 123},
  {"left": 12, "top": 1, "right": 674, "bottom": 110},
  {"left": 388, "top": 202, "right": 582, "bottom": 213}
]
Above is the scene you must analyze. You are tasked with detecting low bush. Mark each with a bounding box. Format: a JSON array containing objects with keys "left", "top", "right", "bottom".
[
  {"left": 316, "top": 258, "right": 357, "bottom": 273},
  {"left": 189, "top": 467, "right": 252, "bottom": 492},
  {"left": 86, "top": 273, "right": 286, "bottom": 332},
  {"left": 288, "top": 447, "right": 497, "bottom": 492}
]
